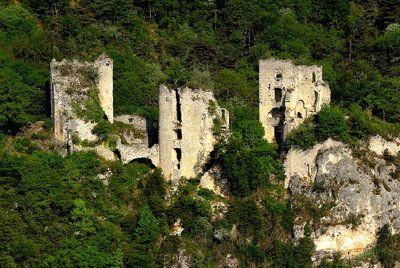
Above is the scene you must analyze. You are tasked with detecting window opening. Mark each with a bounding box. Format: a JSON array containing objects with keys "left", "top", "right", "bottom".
[
  {"left": 175, "top": 129, "right": 182, "bottom": 140},
  {"left": 175, "top": 90, "right": 182, "bottom": 123},
  {"left": 174, "top": 148, "right": 182, "bottom": 170},
  {"left": 274, "top": 87, "right": 282, "bottom": 102}
]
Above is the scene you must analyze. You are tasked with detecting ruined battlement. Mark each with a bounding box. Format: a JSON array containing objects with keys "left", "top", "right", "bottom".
[
  {"left": 50, "top": 54, "right": 113, "bottom": 146},
  {"left": 50, "top": 55, "right": 228, "bottom": 181},
  {"left": 259, "top": 59, "right": 330, "bottom": 143},
  {"left": 159, "top": 85, "right": 229, "bottom": 181}
]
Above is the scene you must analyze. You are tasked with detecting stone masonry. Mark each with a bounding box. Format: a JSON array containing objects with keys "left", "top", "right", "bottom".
[
  {"left": 50, "top": 53, "right": 113, "bottom": 146},
  {"left": 50, "top": 55, "right": 228, "bottom": 181},
  {"left": 259, "top": 59, "right": 330, "bottom": 143},
  {"left": 158, "top": 85, "right": 229, "bottom": 181}
]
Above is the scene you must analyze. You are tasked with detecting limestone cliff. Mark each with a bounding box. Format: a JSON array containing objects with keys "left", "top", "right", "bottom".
[{"left": 285, "top": 137, "right": 400, "bottom": 263}]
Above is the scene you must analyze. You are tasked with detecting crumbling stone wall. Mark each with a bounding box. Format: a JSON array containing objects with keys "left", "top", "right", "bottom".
[
  {"left": 95, "top": 54, "right": 113, "bottom": 123},
  {"left": 259, "top": 59, "right": 330, "bottom": 143},
  {"left": 113, "top": 115, "right": 159, "bottom": 166},
  {"left": 51, "top": 56, "right": 228, "bottom": 181},
  {"left": 158, "top": 85, "right": 229, "bottom": 181},
  {"left": 50, "top": 54, "right": 113, "bottom": 146}
]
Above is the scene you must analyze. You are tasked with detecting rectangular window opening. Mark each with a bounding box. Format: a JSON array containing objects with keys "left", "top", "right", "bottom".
[
  {"left": 175, "top": 129, "right": 182, "bottom": 140},
  {"left": 175, "top": 90, "right": 182, "bottom": 123},
  {"left": 274, "top": 87, "right": 282, "bottom": 102}
]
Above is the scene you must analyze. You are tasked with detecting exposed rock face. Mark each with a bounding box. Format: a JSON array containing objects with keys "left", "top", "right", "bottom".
[
  {"left": 259, "top": 59, "right": 330, "bottom": 143},
  {"left": 200, "top": 166, "right": 228, "bottom": 196},
  {"left": 285, "top": 138, "right": 400, "bottom": 259},
  {"left": 158, "top": 85, "right": 229, "bottom": 181},
  {"left": 369, "top": 135, "right": 400, "bottom": 156}
]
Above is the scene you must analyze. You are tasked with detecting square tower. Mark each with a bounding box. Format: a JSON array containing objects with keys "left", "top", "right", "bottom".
[{"left": 259, "top": 59, "right": 330, "bottom": 143}]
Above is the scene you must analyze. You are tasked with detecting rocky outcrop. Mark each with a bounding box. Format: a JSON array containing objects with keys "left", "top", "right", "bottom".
[
  {"left": 285, "top": 137, "right": 400, "bottom": 261},
  {"left": 369, "top": 135, "right": 400, "bottom": 156}
]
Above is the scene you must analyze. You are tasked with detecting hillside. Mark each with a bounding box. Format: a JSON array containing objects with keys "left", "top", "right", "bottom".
[{"left": 1, "top": 1, "right": 400, "bottom": 267}]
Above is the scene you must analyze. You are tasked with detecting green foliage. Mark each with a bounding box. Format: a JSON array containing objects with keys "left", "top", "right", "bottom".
[
  {"left": 71, "top": 199, "right": 96, "bottom": 236},
  {"left": 375, "top": 224, "right": 400, "bottom": 267},
  {"left": 143, "top": 169, "right": 166, "bottom": 219},
  {"left": 72, "top": 88, "right": 105, "bottom": 123},
  {"left": 127, "top": 205, "right": 161, "bottom": 267},
  {"left": 316, "top": 106, "right": 349, "bottom": 141},
  {"left": 0, "top": 5, "right": 37, "bottom": 38},
  {"left": 215, "top": 107, "right": 283, "bottom": 196},
  {"left": 92, "top": 121, "right": 113, "bottom": 140},
  {"left": 286, "top": 119, "right": 316, "bottom": 149},
  {"left": 168, "top": 179, "right": 212, "bottom": 235},
  {"left": 287, "top": 104, "right": 400, "bottom": 149},
  {"left": 187, "top": 67, "right": 214, "bottom": 90},
  {"left": 0, "top": 133, "right": 7, "bottom": 152},
  {"left": 269, "top": 238, "right": 315, "bottom": 268},
  {"left": 2, "top": 0, "right": 400, "bottom": 266},
  {"left": 0, "top": 49, "right": 47, "bottom": 133},
  {"left": 227, "top": 199, "right": 263, "bottom": 237},
  {"left": 13, "top": 138, "right": 40, "bottom": 154}
]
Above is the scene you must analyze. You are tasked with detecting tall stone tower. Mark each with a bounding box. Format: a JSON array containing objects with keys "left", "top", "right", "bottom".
[
  {"left": 95, "top": 53, "right": 113, "bottom": 123},
  {"left": 50, "top": 54, "right": 114, "bottom": 147},
  {"left": 259, "top": 59, "right": 330, "bottom": 143},
  {"left": 158, "top": 85, "right": 229, "bottom": 181}
]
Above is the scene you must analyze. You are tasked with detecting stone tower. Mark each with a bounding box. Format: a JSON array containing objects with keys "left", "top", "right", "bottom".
[
  {"left": 259, "top": 59, "right": 330, "bottom": 143},
  {"left": 95, "top": 53, "right": 113, "bottom": 123},
  {"left": 158, "top": 85, "right": 229, "bottom": 181},
  {"left": 50, "top": 54, "right": 114, "bottom": 145}
]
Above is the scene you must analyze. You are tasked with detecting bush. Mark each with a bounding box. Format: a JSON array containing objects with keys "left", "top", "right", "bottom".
[
  {"left": 286, "top": 119, "right": 316, "bottom": 149},
  {"left": 315, "top": 106, "right": 348, "bottom": 141},
  {"left": 347, "top": 104, "right": 374, "bottom": 139},
  {"left": 92, "top": 121, "right": 113, "bottom": 140},
  {"left": 375, "top": 224, "right": 400, "bottom": 267},
  {"left": 13, "top": 138, "right": 40, "bottom": 153},
  {"left": 227, "top": 199, "right": 263, "bottom": 238}
]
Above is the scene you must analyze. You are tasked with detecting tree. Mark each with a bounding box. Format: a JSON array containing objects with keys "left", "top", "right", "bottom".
[
  {"left": 315, "top": 106, "right": 348, "bottom": 141},
  {"left": 127, "top": 205, "right": 161, "bottom": 267}
]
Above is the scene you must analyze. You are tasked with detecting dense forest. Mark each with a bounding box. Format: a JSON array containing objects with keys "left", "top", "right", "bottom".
[{"left": 1, "top": 0, "right": 400, "bottom": 267}]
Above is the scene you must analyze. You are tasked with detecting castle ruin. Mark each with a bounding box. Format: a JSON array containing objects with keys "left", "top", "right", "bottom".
[
  {"left": 50, "top": 53, "right": 113, "bottom": 146},
  {"left": 159, "top": 85, "right": 229, "bottom": 180},
  {"left": 50, "top": 55, "right": 228, "bottom": 181},
  {"left": 259, "top": 59, "right": 330, "bottom": 143}
]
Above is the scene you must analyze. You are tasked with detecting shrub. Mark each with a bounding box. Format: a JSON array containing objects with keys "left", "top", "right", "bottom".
[
  {"left": 347, "top": 103, "right": 374, "bottom": 139},
  {"left": 13, "top": 138, "right": 40, "bottom": 153},
  {"left": 375, "top": 224, "right": 400, "bottom": 267},
  {"left": 286, "top": 119, "right": 316, "bottom": 150},
  {"left": 31, "top": 133, "right": 47, "bottom": 140},
  {"left": 226, "top": 199, "right": 263, "bottom": 237},
  {"left": 315, "top": 106, "right": 348, "bottom": 141},
  {"left": 92, "top": 121, "right": 113, "bottom": 140}
]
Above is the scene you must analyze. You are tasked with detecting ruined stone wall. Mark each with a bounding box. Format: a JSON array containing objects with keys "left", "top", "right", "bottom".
[
  {"left": 259, "top": 59, "right": 330, "bottom": 143},
  {"left": 51, "top": 57, "right": 228, "bottom": 181},
  {"left": 158, "top": 85, "right": 228, "bottom": 181},
  {"left": 50, "top": 54, "right": 113, "bottom": 146},
  {"left": 95, "top": 54, "right": 113, "bottom": 123},
  {"left": 113, "top": 115, "right": 159, "bottom": 166},
  {"left": 158, "top": 85, "right": 178, "bottom": 180},
  {"left": 51, "top": 59, "right": 98, "bottom": 144}
]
